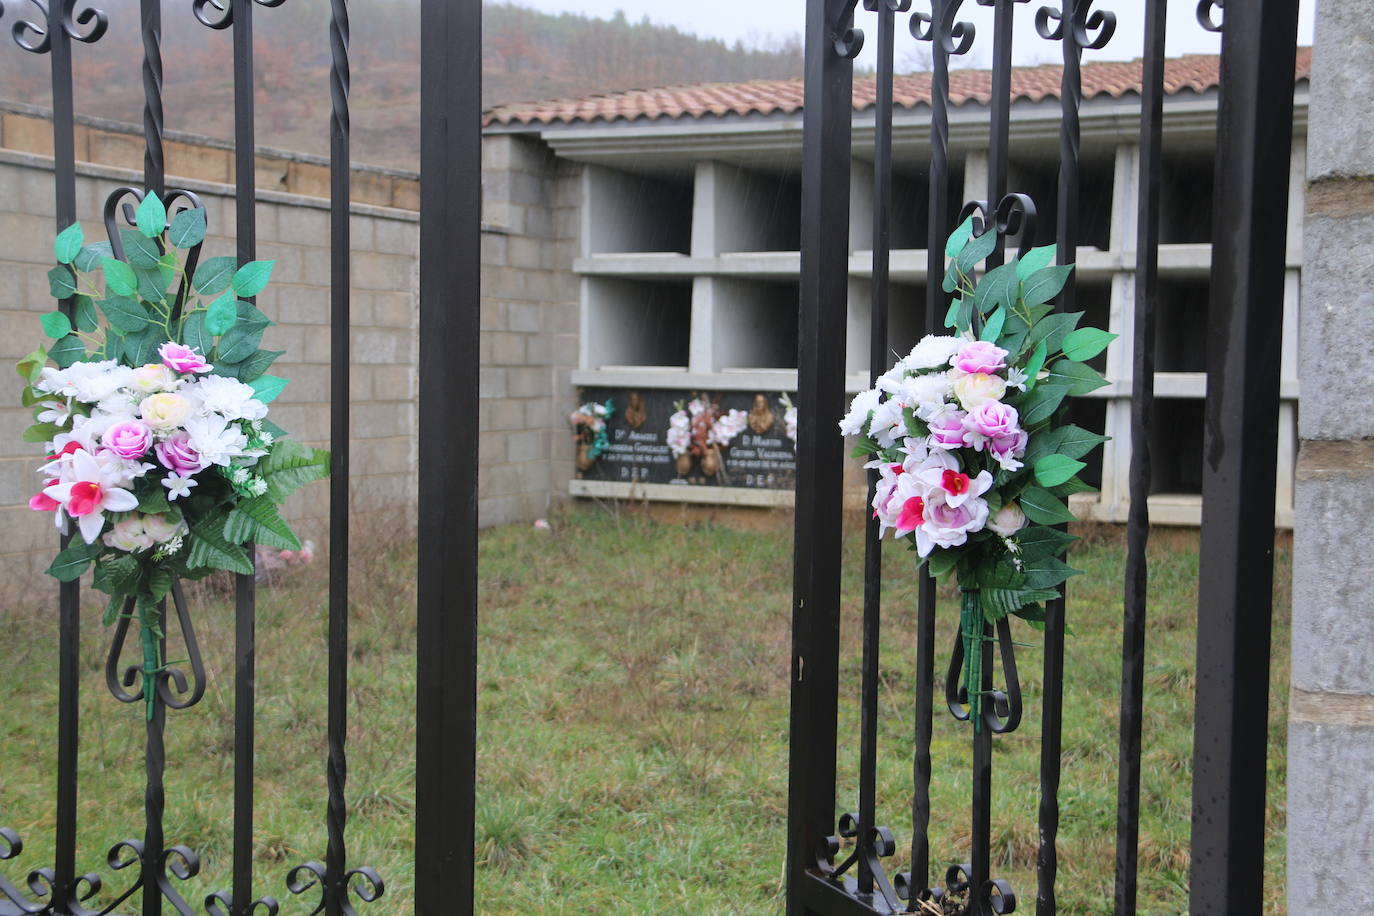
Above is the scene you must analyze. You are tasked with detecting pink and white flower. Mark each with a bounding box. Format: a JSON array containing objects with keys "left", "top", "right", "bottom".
[
  {"left": 101, "top": 420, "right": 153, "bottom": 460},
  {"left": 927, "top": 409, "right": 968, "bottom": 450},
  {"left": 987, "top": 503, "right": 1028, "bottom": 537},
  {"left": 43, "top": 448, "right": 139, "bottom": 543},
  {"left": 914, "top": 491, "right": 990, "bottom": 557},
  {"left": 154, "top": 432, "right": 205, "bottom": 474},
  {"left": 159, "top": 342, "right": 213, "bottom": 375},
  {"left": 962, "top": 402, "right": 1022, "bottom": 452},
  {"left": 951, "top": 372, "right": 1007, "bottom": 410},
  {"left": 951, "top": 340, "right": 1009, "bottom": 376}
]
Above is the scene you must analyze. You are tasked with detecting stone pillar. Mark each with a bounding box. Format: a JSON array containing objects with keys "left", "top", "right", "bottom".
[{"left": 1290, "top": 1, "right": 1374, "bottom": 907}]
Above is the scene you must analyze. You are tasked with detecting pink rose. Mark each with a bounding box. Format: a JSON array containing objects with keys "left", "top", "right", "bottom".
[
  {"left": 155, "top": 432, "right": 204, "bottom": 475},
  {"left": 927, "top": 410, "right": 968, "bottom": 450},
  {"left": 987, "top": 429, "right": 1029, "bottom": 472},
  {"left": 159, "top": 342, "right": 213, "bottom": 375},
  {"left": 102, "top": 420, "right": 153, "bottom": 460},
  {"left": 914, "top": 491, "right": 990, "bottom": 557},
  {"left": 952, "top": 340, "right": 1009, "bottom": 375},
  {"left": 963, "top": 402, "right": 1022, "bottom": 451}
]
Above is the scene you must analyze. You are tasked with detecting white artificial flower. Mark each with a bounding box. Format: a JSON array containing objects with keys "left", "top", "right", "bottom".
[
  {"left": 36, "top": 398, "right": 73, "bottom": 427},
  {"left": 897, "top": 373, "right": 954, "bottom": 421},
  {"left": 838, "top": 388, "right": 882, "bottom": 437},
  {"left": 44, "top": 448, "right": 139, "bottom": 543},
  {"left": 186, "top": 375, "right": 269, "bottom": 422},
  {"left": 868, "top": 396, "right": 908, "bottom": 448},
  {"left": 230, "top": 466, "right": 251, "bottom": 485},
  {"left": 666, "top": 409, "right": 691, "bottom": 457},
  {"left": 258, "top": 431, "right": 274, "bottom": 447},
  {"left": 1006, "top": 367, "right": 1029, "bottom": 392},
  {"left": 709, "top": 409, "right": 748, "bottom": 447},
  {"left": 249, "top": 477, "right": 268, "bottom": 496},
  {"left": 184, "top": 414, "right": 251, "bottom": 467},
  {"left": 906, "top": 335, "right": 964, "bottom": 370},
  {"left": 162, "top": 473, "right": 196, "bottom": 501}
]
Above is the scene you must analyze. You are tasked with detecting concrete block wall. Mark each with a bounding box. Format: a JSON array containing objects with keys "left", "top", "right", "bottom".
[
  {"left": 479, "top": 134, "right": 580, "bottom": 527},
  {"left": 1289, "top": 1, "right": 1374, "bottom": 907}
]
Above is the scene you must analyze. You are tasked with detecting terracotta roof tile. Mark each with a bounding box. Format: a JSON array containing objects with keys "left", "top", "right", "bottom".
[{"left": 484, "top": 48, "right": 1311, "bottom": 128}]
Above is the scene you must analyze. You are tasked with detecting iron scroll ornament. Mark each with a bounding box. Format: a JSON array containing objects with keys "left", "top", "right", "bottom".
[
  {"left": 1197, "top": 0, "right": 1223, "bottom": 33},
  {"left": 958, "top": 193, "right": 1040, "bottom": 261},
  {"left": 10, "top": 0, "right": 108, "bottom": 53},
  {"left": 192, "top": 0, "right": 287, "bottom": 31},
  {"left": 282, "top": 860, "right": 386, "bottom": 916},
  {"left": 911, "top": 0, "right": 976, "bottom": 57},
  {"left": 1033, "top": 0, "right": 1116, "bottom": 49},
  {"left": 817, "top": 813, "right": 904, "bottom": 911},
  {"left": 102, "top": 185, "right": 209, "bottom": 320}
]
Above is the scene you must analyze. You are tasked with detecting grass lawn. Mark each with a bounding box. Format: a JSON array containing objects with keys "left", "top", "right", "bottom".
[{"left": 0, "top": 508, "right": 1290, "bottom": 914}]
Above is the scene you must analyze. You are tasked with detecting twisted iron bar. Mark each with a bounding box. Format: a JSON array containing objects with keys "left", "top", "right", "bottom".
[
  {"left": 1197, "top": 0, "right": 1223, "bottom": 32},
  {"left": 10, "top": 0, "right": 107, "bottom": 53},
  {"left": 192, "top": 0, "right": 286, "bottom": 31},
  {"left": 142, "top": 0, "right": 164, "bottom": 195}
]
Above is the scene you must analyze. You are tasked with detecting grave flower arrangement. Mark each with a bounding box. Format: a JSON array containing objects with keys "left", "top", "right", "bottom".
[
  {"left": 18, "top": 192, "right": 328, "bottom": 712},
  {"left": 840, "top": 219, "right": 1114, "bottom": 728},
  {"left": 667, "top": 395, "right": 747, "bottom": 479},
  {"left": 570, "top": 399, "right": 613, "bottom": 471}
]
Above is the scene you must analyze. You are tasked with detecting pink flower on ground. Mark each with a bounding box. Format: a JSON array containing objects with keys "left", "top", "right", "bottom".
[
  {"left": 102, "top": 420, "right": 154, "bottom": 460},
  {"left": 159, "top": 341, "right": 213, "bottom": 375},
  {"left": 155, "top": 432, "right": 205, "bottom": 475},
  {"left": 952, "top": 340, "right": 1009, "bottom": 376}
]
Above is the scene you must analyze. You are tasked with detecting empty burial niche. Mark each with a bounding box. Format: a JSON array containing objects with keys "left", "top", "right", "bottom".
[
  {"left": 583, "top": 165, "right": 693, "bottom": 255},
  {"left": 1159, "top": 149, "right": 1215, "bottom": 244},
  {"left": 1148, "top": 398, "right": 1205, "bottom": 495},
  {"left": 1155, "top": 279, "right": 1210, "bottom": 373},
  {"left": 844, "top": 280, "right": 925, "bottom": 376},
  {"left": 711, "top": 165, "right": 802, "bottom": 254},
  {"left": 584, "top": 277, "right": 691, "bottom": 369},
  {"left": 712, "top": 278, "right": 799, "bottom": 371},
  {"left": 1003, "top": 150, "right": 1114, "bottom": 251}
]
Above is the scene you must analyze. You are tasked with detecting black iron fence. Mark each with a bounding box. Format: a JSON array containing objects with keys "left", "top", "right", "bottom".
[
  {"left": 788, "top": 1, "right": 1299, "bottom": 914},
  {"left": 0, "top": 0, "right": 480, "bottom": 913}
]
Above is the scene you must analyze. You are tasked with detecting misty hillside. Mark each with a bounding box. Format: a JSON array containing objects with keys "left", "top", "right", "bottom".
[{"left": 0, "top": 1, "right": 803, "bottom": 170}]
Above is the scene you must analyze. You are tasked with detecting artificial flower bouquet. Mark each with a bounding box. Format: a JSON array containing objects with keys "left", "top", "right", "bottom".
[
  {"left": 570, "top": 399, "right": 614, "bottom": 471},
  {"left": 667, "top": 395, "right": 748, "bottom": 479},
  {"left": 839, "top": 219, "right": 1114, "bottom": 727},
  {"left": 18, "top": 192, "right": 328, "bottom": 707}
]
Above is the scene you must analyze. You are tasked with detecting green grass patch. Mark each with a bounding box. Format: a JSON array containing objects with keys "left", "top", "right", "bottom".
[{"left": 0, "top": 509, "right": 1290, "bottom": 914}]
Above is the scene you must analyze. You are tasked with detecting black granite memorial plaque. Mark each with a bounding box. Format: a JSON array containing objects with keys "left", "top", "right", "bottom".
[{"left": 572, "top": 387, "right": 799, "bottom": 490}]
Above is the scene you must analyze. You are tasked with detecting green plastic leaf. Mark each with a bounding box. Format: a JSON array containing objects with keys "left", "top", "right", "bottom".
[
  {"left": 217, "top": 323, "right": 265, "bottom": 363},
  {"left": 187, "top": 520, "right": 254, "bottom": 575},
  {"left": 944, "top": 214, "right": 976, "bottom": 258},
  {"left": 135, "top": 264, "right": 173, "bottom": 305},
  {"left": 249, "top": 374, "right": 288, "bottom": 403},
  {"left": 101, "top": 257, "right": 138, "bottom": 296},
  {"left": 23, "top": 421, "right": 64, "bottom": 443},
  {"left": 136, "top": 486, "right": 171, "bottom": 515},
  {"left": 148, "top": 568, "right": 173, "bottom": 604},
  {"left": 204, "top": 293, "right": 237, "bottom": 336},
  {"left": 193, "top": 256, "right": 238, "bottom": 296},
  {"left": 1052, "top": 475, "right": 1097, "bottom": 497},
  {"left": 16, "top": 347, "right": 47, "bottom": 384},
  {"left": 54, "top": 222, "right": 83, "bottom": 264},
  {"left": 980, "top": 587, "right": 1062, "bottom": 622},
  {"left": 1021, "top": 339, "right": 1048, "bottom": 392},
  {"left": 1061, "top": 327, "right": 1117, "bottom": 363},
  {"left": 1017, "top": 382, "right": 1070, "bottom": 427},
  {"left": 48, "top": 265, "right": 77, "bottom": 300},
  {"left": 1024, "top": 311, "right": 1083, "bottom": 356},
  {"left": 1046, "top": 360, "right": 1109, "bottom": 395},
  {"left": 1019, "top": 485, "right": 1077, "bottom": 525},
  {"left": 234, "top": 300, "right": 273, "bottom": 328},
  {"left": 1016, "top": 244, "right": 1056, "bottom": 280},
  {"left": 102, "top": 593, "right": 126, "bottom": 627},
  {"left": 260, "top": 440, "right": 330, "bottom": 501},
  {"left": 224, "top": 496, "right": 301, "bottom": 550},
  {"left": 99, "top": 296, "right": 153, "bottom": 333},
  {"left": 974, "top": 262, "right": 1018, "bottom": 315},
  {"left": 46, "top": 541, "right": 100, "bottom": 582},
  {"left": 926, "top": 547, "right": 959, "bottom": 581},
  {"left": 1015, "top": 525, "right": 1078, "bottom": 560},
  {"left": 1026, "top": 425, "right": 1109, "bottom": 465},
  {"left": 73, "top": 295, "right": 98, "bottom": 333},
  {"left": 120, "top": 228, "right": 162, "bottom": 269},
  {"left": 73, "top": 241, "right": 113, "bottom": 273},
  {"left": 40, "top": 310, "right": 72, "bottom": 339},
  {"left": 92, "top": 553, "right": 142, "bottom": 595},
  {"left": 1033, "top": 454, "right": 1087, "bottom": 488},
  {"left": 119, "top": 326, "right": 166, "bottom": 366},
  {"left": 955, "top": 298, "right": 976, "bottom": 335},
  {"left": 50, "top": 334, "right": 85, "bottom": 368},
  {"left": 168, "top": 207, "right": 206, "bottom": 249},
  {"left": 230, "top": 260, "right": 275, "bottom": 298},
  {"left": 1020, "top": 264, "right": 1075, "bottom": 307},
  {"left": 955, "top": 227, "right": 999, "bottom": 276},
  {"left": 223, "top": 349, "right": 283, "bottom": 382},
  {"left": 135, "top": 192, "right": 167, "bottom": 238},
  {"left": 181, "top": 312, "right": 214, "bottom": 357},
  {"left": 943, "top": 296, "right": 960, "bottom": 329},
  {"left": 1022, "top": 555, "right": 1082, "bottom": 590},
  {"left": 980, "top": 306, "right": 1007, "bottom": 344}
]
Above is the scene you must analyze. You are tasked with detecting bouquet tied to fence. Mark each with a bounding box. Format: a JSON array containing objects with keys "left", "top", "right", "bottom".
[
  {"left": 840, "top": 218, "right": 1114, "bottom": 729},
  {"left": 18, "top": 191, "right": 328, "bottom": 713}
]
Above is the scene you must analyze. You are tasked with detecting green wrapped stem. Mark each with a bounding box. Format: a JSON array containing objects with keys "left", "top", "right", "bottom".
[
  {"left": 136, "top": 594, "right": 162, "bottom": 721},
  {"left": 960, "top": 588, "right": 984, "bottom": 733}
]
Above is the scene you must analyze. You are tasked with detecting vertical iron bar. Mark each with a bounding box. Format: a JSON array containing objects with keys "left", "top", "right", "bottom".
[
  {"left": 142, "top": 616, "right": 168, "bottom": 916},
  {"left": 787, "top": 1, "right": 853, "bottom": 913},
  {"left": 141, "top": 0, "right": 163, "bottom": 197},
  {"left": 1114, "top": 2, "right": 1166, "bottom": 911},
  {"left": 973, "top": 3, "right": 1019, "bottom": 908},
  {"left": 1189, "top": 3, "right": 1299, "bottom": 913},
  {"left": 325, "top": 0, "right": 352, "bottom": 913},
  {"left": 49, "top": 0, "right": 80, "bottom": 908},
  {"left": 912, "top": 2, "right": 958, "bottom": 894},
  {"left": 415, "top": 0, "right": 481, "bottom": 911},
  {"left": 858, "top": 0, "right": 897, "bottom": 899},
  {"left": 1037, "top": 5, "right": 1083, "bottom": 913},
  {"left": 232, "top": 0, "right": 259, "bottom": 911}
]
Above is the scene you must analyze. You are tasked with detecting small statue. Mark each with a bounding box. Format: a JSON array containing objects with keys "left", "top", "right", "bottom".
[
  {"left": 747, "top": 392, "right": 776, "bottom": 435},
  {"left": 624, "top": 391, "right": 647, "bottom": 430}
]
